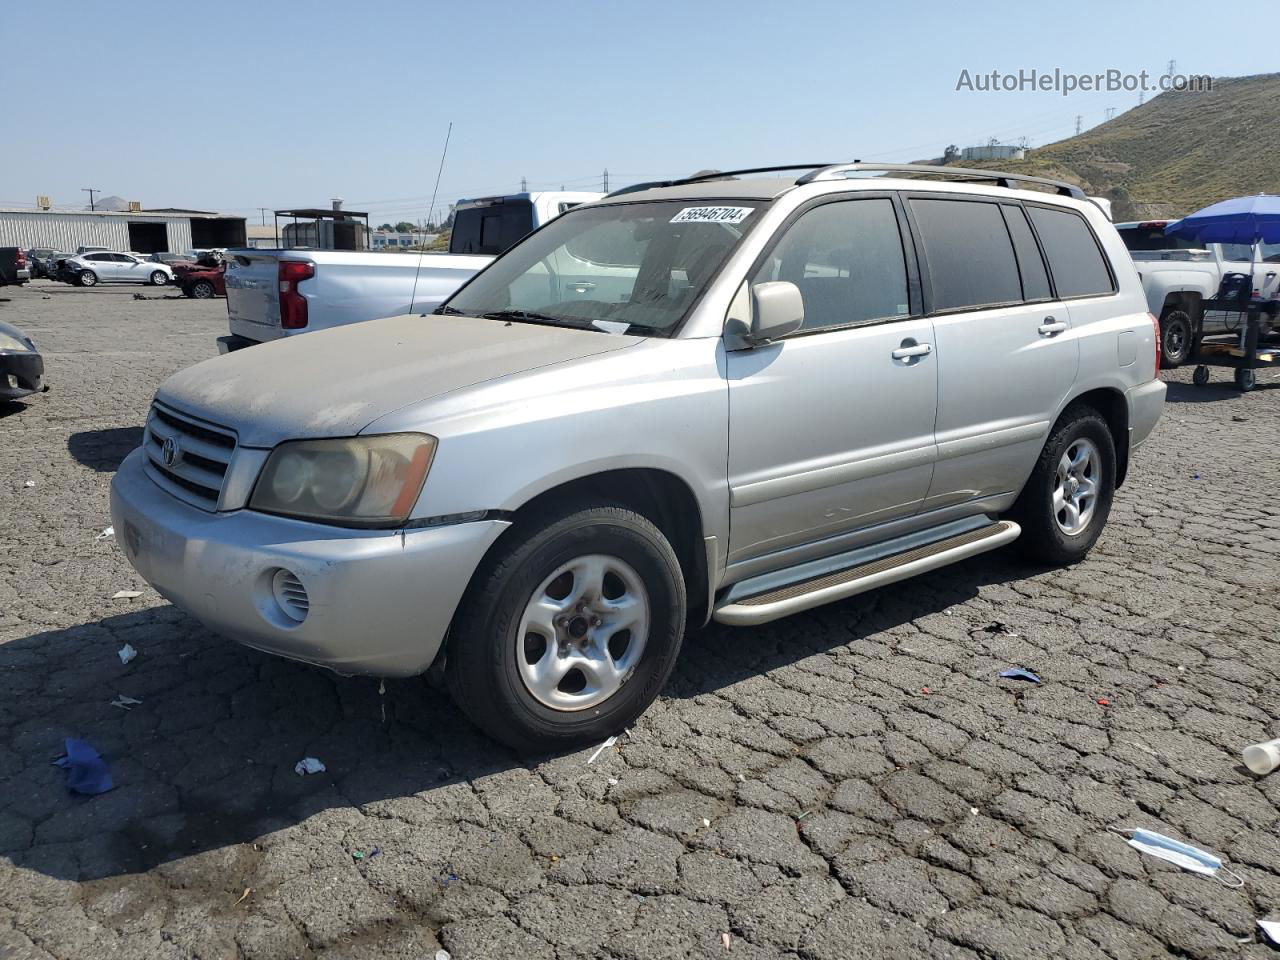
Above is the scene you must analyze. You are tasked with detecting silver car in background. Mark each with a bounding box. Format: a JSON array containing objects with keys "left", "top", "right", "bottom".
[
  {"left": 69, "top": 251, "right": 173, "bottom": 286},
  {"left": 111, "top": 163, "right": 1164, "bottom": 751}
]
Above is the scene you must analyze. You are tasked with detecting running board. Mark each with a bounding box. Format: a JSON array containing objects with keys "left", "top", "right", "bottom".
[{"left": 713, "top": 520, "right": 1020, "bottom": 626}]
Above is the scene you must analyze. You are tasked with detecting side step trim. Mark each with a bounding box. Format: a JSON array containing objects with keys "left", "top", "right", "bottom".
[{"left": 713, "top": 520, "right": 1020, "bottom": 626}]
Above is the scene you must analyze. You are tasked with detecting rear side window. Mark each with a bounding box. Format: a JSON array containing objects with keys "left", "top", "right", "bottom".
[
  {"left": 1027, "top": 206, "right": 1115, "bottom": 298},
  {"left": 450, "top": 200, "right": 536, "bottom": 255},
  {"left": 1001, "top": 205, "right": 1052, "bottom": 301},
  {"left": 910, "top": 198, "right": 1021, "bottom": 311}
]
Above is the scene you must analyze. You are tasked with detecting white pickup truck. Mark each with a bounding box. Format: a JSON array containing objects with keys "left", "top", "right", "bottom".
[
  {"left": 1116, "top": 220, "right": 1280, "bottom": 366},
  {"left": 218, "top": 190, "right": 601, "bottom": 352}
]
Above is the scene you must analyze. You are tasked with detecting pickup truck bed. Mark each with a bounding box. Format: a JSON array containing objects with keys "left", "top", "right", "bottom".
[{"left": 222, "top": 249, "right": 491, "bottom": 350}]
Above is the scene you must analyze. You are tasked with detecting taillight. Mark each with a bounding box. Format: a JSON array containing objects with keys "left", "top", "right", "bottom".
[
  {"left": 278, "top": 260, "right": 314, "bottom": 329},
  {"left": 1149, "top": 312, "right": 1161, "bottom": 377},
  {"left": 15, "top": 249, "right": 26, "bottom": 267}
]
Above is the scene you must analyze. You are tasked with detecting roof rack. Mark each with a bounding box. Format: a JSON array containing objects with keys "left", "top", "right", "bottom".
[{"left": 795, "top": 162, "right": 1087, "bottom": 199}]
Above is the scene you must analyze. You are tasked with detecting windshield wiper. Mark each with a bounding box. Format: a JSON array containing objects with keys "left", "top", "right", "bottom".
[
  {"left": 481, "top": 309, "right": 595, "bottom": 329},
  {"left": 433, "top": 304, "right": 468, "bottom": 316}
]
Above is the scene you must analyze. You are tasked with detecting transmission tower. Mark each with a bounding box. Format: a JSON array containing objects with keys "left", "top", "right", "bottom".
[{"left": 1074, "top": 115, "right": 1082, "bottom": 135}]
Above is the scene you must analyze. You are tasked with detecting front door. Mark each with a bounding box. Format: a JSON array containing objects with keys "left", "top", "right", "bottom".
[{"left": 725, "top": 195, "right": 938, "bottom": 568}]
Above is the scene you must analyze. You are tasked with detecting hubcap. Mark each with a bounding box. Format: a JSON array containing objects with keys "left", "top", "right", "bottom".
[
  {"left": 1165, "top": 323, "right": 1185, "bottom": 355},
  {"left": 516, "top": 554, "right": 649, "bottom": 711},
  {"left": 1053, "top": 438, "right": 1100, "bottom": 536}
]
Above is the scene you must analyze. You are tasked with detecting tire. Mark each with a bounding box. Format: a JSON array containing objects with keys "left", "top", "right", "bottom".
[
  {"left": 78, "top": 270, "right": 97, "bottom": 287},
  {"left": 446, "top": 504, "right": 686, "bottom": 752},
  {"left": 150, "top": 270, "right": 168, "bottom": 286},
  {"left": 1235, "top": 367, "right": 1256, "bottom": 392},
  {"left": 1159, "top": 307, "right": 1193, "bottom": 367},
  {"left": 190, "top": 280, "right": 215, "bottom": 299},
  {"left": 1193, "top": 365, "right": 1210, "bottom": 386},
  {"left": 1012, "top": 405, "right": 1116, "bottom": 565}
]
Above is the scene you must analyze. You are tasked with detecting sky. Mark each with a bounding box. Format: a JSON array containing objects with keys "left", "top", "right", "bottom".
[{"left": 3, "top": 0, "right": 1278, "bottom": 226}]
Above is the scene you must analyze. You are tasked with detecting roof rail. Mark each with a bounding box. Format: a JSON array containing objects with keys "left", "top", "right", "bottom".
[{"left": 796, "top": 162, "right": 1087, "bottom": 199}]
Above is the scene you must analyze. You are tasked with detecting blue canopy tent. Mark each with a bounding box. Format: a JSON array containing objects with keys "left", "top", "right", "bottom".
[{"left": 1165, "top": 195, "right": 1280, "bottom": 390}]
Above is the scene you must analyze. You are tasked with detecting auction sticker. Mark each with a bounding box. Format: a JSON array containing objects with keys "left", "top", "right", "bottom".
[{"left": 670, "top": 206, "right": 754, "bottom": 224}]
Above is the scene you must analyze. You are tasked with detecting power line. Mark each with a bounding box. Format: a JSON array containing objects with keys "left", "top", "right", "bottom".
[{"left": 81, "top": 187, "right": 100, "bottom": 211}]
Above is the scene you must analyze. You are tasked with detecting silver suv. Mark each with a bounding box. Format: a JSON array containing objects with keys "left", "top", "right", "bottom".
[{"left": 111, "top": 163, "right": 1165, "bottom": 751}]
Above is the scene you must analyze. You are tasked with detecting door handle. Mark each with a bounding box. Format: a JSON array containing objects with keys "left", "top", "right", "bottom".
[
  {"left": 891, "top": 341, "right": 932, "bottom": 360},
  {"left": 1038, "top": 317, "right": 1068, "bottom": 336}
]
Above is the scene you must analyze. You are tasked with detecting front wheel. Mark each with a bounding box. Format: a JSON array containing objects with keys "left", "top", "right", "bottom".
[
  {"left": 1012, "top": 406, "right": 1116, "bottom": 565},
  {"left": 446, "top": 504, "right": 686, "bottom": 752},
  {"left": 150, "top": 270, "right": 168, "bottom": 286},
  {"left": 78, "top": 270, "right": 98, "bottom": 287},
  {"left": 189, "top": 280, "right": 215, "bottom": 299},
  {"left": 1159, "top": 308, "right": 1194, "bottom": 367}
]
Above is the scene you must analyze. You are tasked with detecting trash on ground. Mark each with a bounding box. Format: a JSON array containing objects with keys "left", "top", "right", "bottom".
[
  {"left": 352, "top": 850, "right": 365, "bottom": 860},
  {"left": 1097, "top": 698, "right": 1110, "bottom": 706},
  {"left": 435, "top": 950, "right": 452, "bottom": 960},
  {"left": 703, "top": 817, "right": 712, "bottom": 827},
  {"left": 109, "top": 694, "right": 142, "bottom": 710},
  {"left": 118, "top": 644, "right": 137, "bottom": 665},
  {"left": 794, "top": 811, "right": 810, "bottom": 822},
  {"left": 96, "top": 526, "right": 114, "bottom": 540},
  {"left": 294, "top": 757, "right": 326, "bottom": 776},
  {"left": 919, "top": 686, "right": 931, "bottom": 695},
  {"left": 112, "top": 590, "right": 142, "bottom": 600},
  {"left": 235, "top": 888, "right": 252, "bottom": 906},
  {"left": 53, "top": 738, "right": 114, "bottom": 795},
  {"left": 368, "top": 846, "right": 381, "bottom": 858},
  {"left": 1192, "top": 473, "right": 1200, "bottom": 479},
  {"left": 1243, "top": 738, "right": 1280, "bottom": 776},
  {"left": 980, "top": 622, "right": 1018, "bottom": 637},
  {"left": 999, "top": 667, "right": 1042, "bottom": 683},
  {"left": 722, "top": 932, "right": 732, "bottom": 950},
  {"left": 587, "top": 734, "right": 618, "bottom": 764},
  {"left": 970, "top": 807, "right": 979, "bottom": 815},
  {"left": 438, "top": 873, "right": 458, "bottom": 887},
  {"left": 1232, "top": 415, "right": 1249, "bottom": 422},
  {"left": 1109, "top": 826, "right": 1244, "bottom": 887},
  {"left": 1259, "top": 920, "right": 1280, "bottom": 945}
]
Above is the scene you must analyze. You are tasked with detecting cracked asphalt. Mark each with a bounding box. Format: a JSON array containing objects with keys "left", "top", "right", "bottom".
[{"left": 2, "top": 279, "right": 1279, "bottom": 959}]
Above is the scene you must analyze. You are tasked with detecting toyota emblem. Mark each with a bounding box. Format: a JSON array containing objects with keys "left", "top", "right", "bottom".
[{"left": 161, "top": 435, "right": 179, "bottom": 467}]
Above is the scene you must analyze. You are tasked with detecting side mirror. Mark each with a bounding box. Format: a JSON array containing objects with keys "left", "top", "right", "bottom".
[{"left": 746, "top": 281, "right": 803, "bottom": 343}]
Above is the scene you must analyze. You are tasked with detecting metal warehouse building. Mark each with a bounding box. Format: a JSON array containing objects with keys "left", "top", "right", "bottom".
[{"left": 0, "top": 208, "right": 247, "bottom": 254}]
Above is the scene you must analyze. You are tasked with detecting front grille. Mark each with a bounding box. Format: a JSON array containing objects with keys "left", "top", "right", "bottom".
[{"left": 143, "top": 401, "right": 237, "bottom": 510}]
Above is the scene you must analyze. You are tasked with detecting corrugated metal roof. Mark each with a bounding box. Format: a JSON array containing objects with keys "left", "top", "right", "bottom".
[{"left": 0, "top": 207, "right": 242, "bottom": 220}]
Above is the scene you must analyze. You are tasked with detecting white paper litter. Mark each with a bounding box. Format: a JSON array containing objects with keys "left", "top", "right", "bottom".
[
  {"left": 110, "top": 694, "right": 142, "bottom": 709},
  {"left": 294, "top": 757, "right": 326, "bottom": 776},
  {"left": 587, "top": 735, "right": 618, "bottom": 765},
  {"left": 702, "top": 818, "right": 711, "bottom": 828},
  {"left": 97, "top": 526, "right": 115, "bottom": 540},
  {"left": 118, "top": 644, "right": 137, "bottom": 665},
  {"left": 112, "top": 590, "right": 142, "bottom": 600},
  {"left": 23, "top": 480, "right": 35, "bottom": 488},
  {"left": 435, "top": 950, "right": 452, "bottom": 960},
  {"left": 1260, "top": 920, "right": 1280, "bottom": 945}
]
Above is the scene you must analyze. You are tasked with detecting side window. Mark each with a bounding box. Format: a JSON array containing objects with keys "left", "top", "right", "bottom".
[
  {"left": 1001, "top": 205, "right": 1052, "bottom": 301},
  {"left": 86, "top": 253, "right": 109, "bottom": 261},
  {"left": 1026, "top": 206, "right": 1115, "bottom": 298},
  {"left": 750, "top": 198, "right": 910, "bottom": 332},
  {"left": 909, "top": 198, "right": 1021, "bottom": 310},
  {"left": 112, "top": 253, "right": 133, "bottom": 263}
]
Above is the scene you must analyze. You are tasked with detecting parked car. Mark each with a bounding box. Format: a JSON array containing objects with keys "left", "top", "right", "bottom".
[
  {"left": 181, "top": 263, "right": 225, "bottom": 299},
  {"left": 111, "top": 163, "right": 1164, "bottom": 751},
  {"left": 0, "top": 248, "right": 29, "bottom": 286},
  {"left": 218, "top": 191, "right": 600, "bottom": 352},
  {"left": 1116, "top": 219, "right": 1280, "bottom": 366},
  {"left": 47, "top": 254, "right": 80, "bottom": 284},
  {"left": 68, "top": 252, "right": 173, "bottom": 287},
  {"left": 26, "top": 248, "right": 57, "bottom": 279},
  {"left": 0, "top": 320, "right": 44, "bottom": 400}
]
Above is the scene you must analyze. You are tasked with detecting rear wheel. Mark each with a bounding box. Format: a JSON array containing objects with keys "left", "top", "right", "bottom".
[
  {"left": 1159, "top": 307, "right": 1193, "bottom": 367},
  {"left": 78, "top": 270, "right": 97, "bottom": 287},
  {"left": 189, "top": 280, "right": 215, "bottom": 299},
  {"left": 446, "top": 504, "right": 685, "bottom": 752},
  {"left": 1013, "top": 406, "right": 1116, "bottom": 565}
]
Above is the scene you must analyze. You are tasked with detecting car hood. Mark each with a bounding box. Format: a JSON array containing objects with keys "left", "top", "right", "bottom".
[{"left": 156, "top": 313, "right": 639, "bottom": 448}]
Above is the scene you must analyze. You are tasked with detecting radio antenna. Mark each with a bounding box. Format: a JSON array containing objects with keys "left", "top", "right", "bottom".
[{"left": 410, "top": 120, "right": 453, "bottom": 315}]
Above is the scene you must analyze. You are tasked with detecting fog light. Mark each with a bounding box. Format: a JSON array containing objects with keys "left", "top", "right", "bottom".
[{"left": 5, "top": 375, "right": 16, "bottom": 389}]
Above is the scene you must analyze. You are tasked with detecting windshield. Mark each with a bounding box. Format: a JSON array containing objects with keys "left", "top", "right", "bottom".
[{"left": 440, "top": 199, "right": 767, "bottom": 336}]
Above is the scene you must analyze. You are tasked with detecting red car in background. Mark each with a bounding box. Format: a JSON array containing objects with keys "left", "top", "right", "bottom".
[{"left": 179, "top": 263, "right": 226, "bottom": 299}]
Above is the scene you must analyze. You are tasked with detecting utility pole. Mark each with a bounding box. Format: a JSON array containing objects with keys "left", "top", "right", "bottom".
[
  {"left": 520, "top": 176, "right": 527, "bottom": 192},
  {"left": 258, "top": 207, "right": 268, "bottom": 225},
  {"left": 602, "top": 168, "right": 609, "bottom": 192},
  {"left": 1166, "top": 59, "right": 1176, "bottom": 78},
  {"left": 82, "top": 187, "right": 100, "bottom": 211},
  {"left": 1138, "top": 90, "right": 1145, "bottom": 105},
  {"left": 1105, "top": 107, "right": 1116, "bottom": 121},
  {"left": 1074, "top": 115, "right": 1082, "bottom": 135}
]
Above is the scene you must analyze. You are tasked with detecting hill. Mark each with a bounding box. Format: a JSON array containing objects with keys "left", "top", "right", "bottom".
[{"left": 967, "top": 72, "right": 1280, "bottom": 220}]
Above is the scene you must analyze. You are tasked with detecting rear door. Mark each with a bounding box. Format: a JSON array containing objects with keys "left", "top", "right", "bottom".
[
  {"left": 725, "top": 194, "right": 937, "bottom": 567},
  {"left": 906, "top": 195, "right": 1079, "bottom": 511}
]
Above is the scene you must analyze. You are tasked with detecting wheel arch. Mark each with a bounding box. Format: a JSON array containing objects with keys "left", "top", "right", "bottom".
[
  {"left": 1057, "top": 387, "right": 1130, "bottom": 487},
  {"left": 479, "top": 467, "right": 711, "bottom": 626}
]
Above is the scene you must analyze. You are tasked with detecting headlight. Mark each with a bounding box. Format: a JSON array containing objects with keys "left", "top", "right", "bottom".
[
  {"left": 0, "top": 332, "right": 34, "bottom": 353},
  {"left": 249, "top": 433, "right": 436, "bottom": 527}
]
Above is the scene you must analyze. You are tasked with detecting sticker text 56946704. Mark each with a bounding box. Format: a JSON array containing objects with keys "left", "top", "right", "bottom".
[{"left": 670, "top": 206, "right": 755, "bottom": 225}]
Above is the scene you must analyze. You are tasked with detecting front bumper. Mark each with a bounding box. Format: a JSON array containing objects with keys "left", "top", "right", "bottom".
[
  {"left": 0, "top": 349, "right": 44, "bottom": 399},
  {"left": 1127, "top": 378, "right": 1166, "bottom": 450},
  {"left": 110, "top": 448, "right": 509, "bottom": 677}
]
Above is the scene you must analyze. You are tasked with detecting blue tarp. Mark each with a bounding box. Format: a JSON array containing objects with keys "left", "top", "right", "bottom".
[{"left": 1165, "top": 195, "right": 1280, "bottom": 245}]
